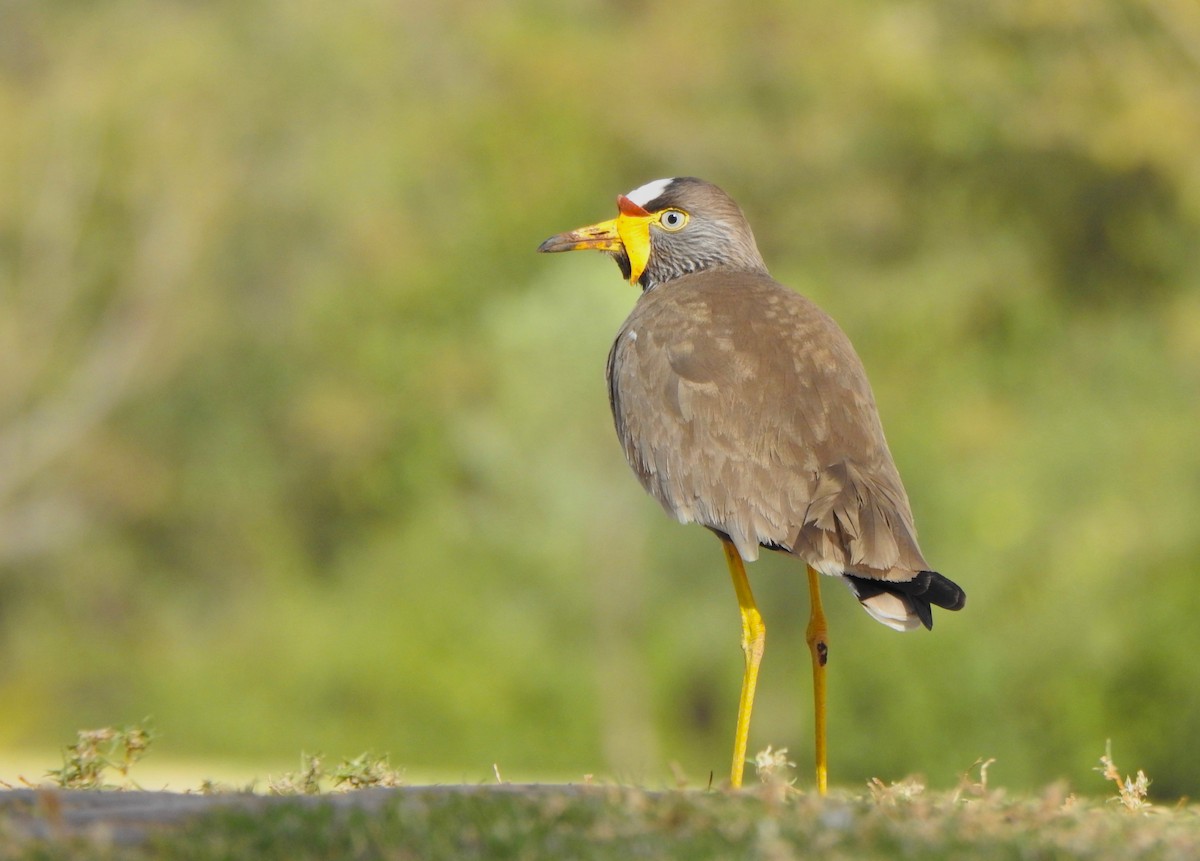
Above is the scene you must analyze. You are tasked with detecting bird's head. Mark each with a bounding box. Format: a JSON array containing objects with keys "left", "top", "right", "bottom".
[{"left": 537, "top": 177, "right": 767, "bottom": 290}]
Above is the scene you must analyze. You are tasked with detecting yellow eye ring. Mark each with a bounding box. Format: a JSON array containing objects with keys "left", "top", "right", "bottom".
[{"left": 658, "top": 209, "right": 689, "bottom": 231}]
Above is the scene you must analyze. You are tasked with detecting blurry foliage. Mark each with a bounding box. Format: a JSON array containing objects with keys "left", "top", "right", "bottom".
[{"left": 1, "top": 0, "right": 1199, "bottom": 796}]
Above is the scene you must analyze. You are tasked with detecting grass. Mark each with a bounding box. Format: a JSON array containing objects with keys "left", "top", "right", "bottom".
[
  {"left": 7, "top": 779, "right": 1199, "bottom": 861},
  {"left": 3, "top": 727, "right": 1198, "bottom": 860},
  {"left": 45, "top": 724, "right": 157, "bottom": 791},
  {"left": 261, "top": 751, "right": 406, "bottom": 795}
]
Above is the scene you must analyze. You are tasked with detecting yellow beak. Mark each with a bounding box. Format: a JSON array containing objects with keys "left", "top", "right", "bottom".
[{"left": 537, "top": 195, "right": 655, "bottom": 285}]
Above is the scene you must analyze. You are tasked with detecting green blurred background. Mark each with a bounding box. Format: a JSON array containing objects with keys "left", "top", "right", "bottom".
[{"left": 2, "top": 0, "right": 1198, "bottom": 796}]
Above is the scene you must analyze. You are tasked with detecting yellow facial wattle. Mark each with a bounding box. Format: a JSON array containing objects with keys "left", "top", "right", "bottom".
[{"left": 536, "top": 194, "right": 658, "bottom": 286}]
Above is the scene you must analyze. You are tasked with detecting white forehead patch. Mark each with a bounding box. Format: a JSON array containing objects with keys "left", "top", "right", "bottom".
[{"left": 625, "top": 178, "right": 674, "bottom": 207}]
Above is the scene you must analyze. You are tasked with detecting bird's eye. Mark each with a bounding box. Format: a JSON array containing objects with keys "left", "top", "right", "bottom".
[{"left": 658, "top": 209, "right": 688, "bottom": 231}]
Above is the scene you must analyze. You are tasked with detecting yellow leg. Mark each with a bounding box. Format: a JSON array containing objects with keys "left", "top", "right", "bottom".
[
  {"left": 806, "top": 566, "right": 829, "bottom": 796},
  {"left": 721, "top": 538, "right": 765, "bottom": 789}
]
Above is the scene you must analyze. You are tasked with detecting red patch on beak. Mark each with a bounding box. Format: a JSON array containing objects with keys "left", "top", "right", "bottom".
[{"left": 617, "top": 195, "right": 651, "bottom": 217}]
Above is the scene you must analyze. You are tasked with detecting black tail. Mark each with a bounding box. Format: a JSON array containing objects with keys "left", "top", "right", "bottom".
[{"left": 845, "top": 570, "right": 965, "bottom": 630}]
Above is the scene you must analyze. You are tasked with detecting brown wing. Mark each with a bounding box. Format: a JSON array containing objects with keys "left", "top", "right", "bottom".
[{"left": 606, "top": 269, "right": 928, "bottom": 581}]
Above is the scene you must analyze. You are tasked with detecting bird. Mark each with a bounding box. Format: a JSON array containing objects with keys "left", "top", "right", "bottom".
[{"left": 536, "top": 177, "right": 965, "bottom": 794}]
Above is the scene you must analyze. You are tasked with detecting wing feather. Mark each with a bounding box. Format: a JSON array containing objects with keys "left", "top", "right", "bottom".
[{"left": 607, "top": 270, "right": 927, "bottom": 580}]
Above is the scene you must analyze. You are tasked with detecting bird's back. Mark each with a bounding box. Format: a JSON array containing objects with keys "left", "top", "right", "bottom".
[{"left": 606, "top": 269, "right": 929, "bottom": 582}]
